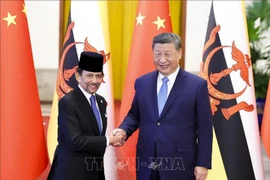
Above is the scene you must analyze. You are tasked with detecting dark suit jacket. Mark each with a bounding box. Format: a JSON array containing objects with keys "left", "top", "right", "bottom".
[
  {"left": 119, "top": 69, "right": 213, "bottom": 180},
  {"left": 48, "top": 87, "right": 107, "bottom": 180}
]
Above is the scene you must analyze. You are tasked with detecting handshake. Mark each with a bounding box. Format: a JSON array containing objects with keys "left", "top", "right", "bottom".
[{"left": 108, "top": 128, "right": 127, "bottom": 147}]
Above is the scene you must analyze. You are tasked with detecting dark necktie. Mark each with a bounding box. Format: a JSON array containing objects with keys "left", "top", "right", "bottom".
[{"left": 90, "top": 95, "right": 102, "bottom": 134}]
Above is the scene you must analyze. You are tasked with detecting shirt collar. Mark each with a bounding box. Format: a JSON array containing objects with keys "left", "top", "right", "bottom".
[
  {"left": 158, "top": 65, "right": 180, "bottom": 83},
  {"left": 78, "top": 84, "right": 95, "bottom": 101}
]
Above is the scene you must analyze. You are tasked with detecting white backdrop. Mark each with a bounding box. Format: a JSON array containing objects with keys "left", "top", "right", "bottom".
[{"left": 25, "top": 1, "right": 60, "bottom": 69}]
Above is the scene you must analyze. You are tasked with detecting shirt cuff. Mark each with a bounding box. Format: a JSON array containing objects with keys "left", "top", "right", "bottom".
[{"left": 106, "top": 136, "right": 110, "bottom": 147}]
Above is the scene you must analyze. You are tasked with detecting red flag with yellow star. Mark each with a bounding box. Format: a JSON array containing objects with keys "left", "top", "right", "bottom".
[
  {"left": 0, "top": 1, "right": 48, "bottom": 179},
  {"left": 262, "top": 80, "right": 270, "bottom": 158},
  {"left": 117, "top": 0, "right": 172, "bottom": 179}
]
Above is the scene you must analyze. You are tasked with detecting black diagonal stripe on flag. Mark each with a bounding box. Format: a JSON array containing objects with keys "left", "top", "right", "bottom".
[
  {"left": 61, "top": 11, "right": 79, "bottom": 91},
  {"left": 203, "top": 3, "right": 255, "bottom": 180}
]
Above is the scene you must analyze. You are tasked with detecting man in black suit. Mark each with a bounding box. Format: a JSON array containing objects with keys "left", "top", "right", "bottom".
[{"left": 48, "top": 52, "right": 125, "bottom": 180}]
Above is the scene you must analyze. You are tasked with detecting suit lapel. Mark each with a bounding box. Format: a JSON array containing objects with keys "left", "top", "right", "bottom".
[
  {"left": 96, "top": 95, "right": 107, "bottom": 136},
  {"left": 151, "top": 71, "right": 159, "bottom": 120},
  {"left": 159, "top": 69, "right": 187, "bottom": 119},
  {"left": 74, "top": 87, "right": 100, "bottom": 135}
]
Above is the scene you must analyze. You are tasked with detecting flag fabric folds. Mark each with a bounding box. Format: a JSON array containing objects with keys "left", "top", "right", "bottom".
[
  {"left": 46, "top": 1, "right": 117, "bottom": 179},
  {"left": 0, "top": 1, "right": 48, "bottom": 179},
  {"left": 262, "top": 80, "right": 270, "bottom": 158},
  {"left": 199, "top": 1, "right": 265, "bottom": 180},
  {"left": 117, "top": 0, "right": 172, "bottom": 179}
]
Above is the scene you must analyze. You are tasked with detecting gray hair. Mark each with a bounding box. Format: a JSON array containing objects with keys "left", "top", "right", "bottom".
[{"left": 152, "top": 32, "right": 182, "bottom": 50}]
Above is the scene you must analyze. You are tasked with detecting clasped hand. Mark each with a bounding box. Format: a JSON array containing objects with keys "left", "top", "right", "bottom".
[{"left": 109, "top": 128, "right": 127, "bottom": 147}]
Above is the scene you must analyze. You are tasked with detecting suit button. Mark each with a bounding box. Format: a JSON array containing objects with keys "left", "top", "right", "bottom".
[{"left": 157, "top": 122, "right": 161, "bottom": 126}]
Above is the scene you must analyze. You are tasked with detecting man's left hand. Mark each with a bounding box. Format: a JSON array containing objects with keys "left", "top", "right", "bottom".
[{"left": 194, "top": 166, "right": 208, "bottom": 180}]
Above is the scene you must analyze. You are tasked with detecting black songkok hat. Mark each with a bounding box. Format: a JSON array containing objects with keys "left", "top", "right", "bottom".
[{"left": 78, "top": 52, "right": 103, "bottom": 72}]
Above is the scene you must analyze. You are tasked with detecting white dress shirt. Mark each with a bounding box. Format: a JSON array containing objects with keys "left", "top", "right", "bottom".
[
  {"left": 157, "top": 66, "right": 180, "bottom": 97},
  {"left": 78, "top": 85, "right": 109, "bottom": 146}
]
